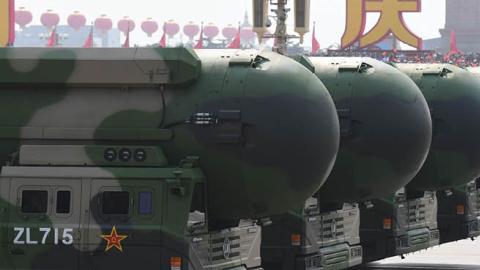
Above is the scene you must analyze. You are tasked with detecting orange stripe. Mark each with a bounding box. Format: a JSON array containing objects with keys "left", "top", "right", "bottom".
[{"left": 0, "top": 0, "right": 11, "bottom": 47}]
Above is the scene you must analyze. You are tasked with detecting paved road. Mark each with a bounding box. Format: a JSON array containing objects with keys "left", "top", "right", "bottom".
[
  {"left": 361, "top": 263, "right": 480, "bottom": 269},
  {"left": 360, "top": 238, "right": 480, "bottom": 270}
]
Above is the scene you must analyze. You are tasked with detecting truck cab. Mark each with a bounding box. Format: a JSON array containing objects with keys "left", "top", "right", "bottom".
[
  {"left": 0, "top": 145, "right": 262, "bottom": 270},
  {"left": 360, "top": 189, "right": 440, "bottom": 263},
  {"left": 437, "top": 179, "right": 480, "bottom": 244}
]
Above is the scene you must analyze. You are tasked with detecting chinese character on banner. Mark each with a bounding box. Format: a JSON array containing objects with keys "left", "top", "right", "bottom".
[
  {"left": 0, "top": 0, "right": 14, "bottom": 47},
  {"left": 341, "top": 0, "right": 422, "bottom": 49}
]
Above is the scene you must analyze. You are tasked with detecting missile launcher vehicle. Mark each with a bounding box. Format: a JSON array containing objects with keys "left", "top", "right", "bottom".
[
  {"left": 261, "top": 57, "right": 432, "bottom": 270},
  {"left": 435, "top": 67, "right": 480, "bottom": 245},
  {"left": 0, "top": 48, "right": 341, "bottom": 270},
  {"left": 361, "top": 64, "right": 480, "bottom": 263}
]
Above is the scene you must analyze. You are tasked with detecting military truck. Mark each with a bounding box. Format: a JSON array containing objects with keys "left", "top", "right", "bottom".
[
  {"left": 0, "top": 149, "right": 263, "bottom": 270},
  {"left": 437, "top": 179, "right": 480, "bottom": 244},
  {"left": 261, "top": 57, "right": 432, "bottom": 270},
  {"left": 0, "top": 47, "right": 341, "bottom": 270},
  {"left": 361, "top": 64, "right": 480, "bottom": 263}
]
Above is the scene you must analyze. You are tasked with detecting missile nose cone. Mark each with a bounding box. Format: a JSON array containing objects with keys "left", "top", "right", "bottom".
[
  {"left": 403, "top": 64, "right": 480, "bottom": 191},
  {"left": 242, "top": 53, "right": 339, "bottom": 213},
  {"left": 202, "top": 53, "right": 340, "bottom": 219},
  {"left": 236, "top": 52, "right": 340, "bottom": 217},
  {"left": 311, "top": 58, "right": 432, "bottom": 203}
]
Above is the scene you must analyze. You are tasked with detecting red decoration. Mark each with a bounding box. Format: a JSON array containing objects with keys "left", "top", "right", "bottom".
[
  {"left": 46, "top": 28, "right": 56, "bottom": 47},
  {"left": 204, "top": 23, "right": 219, "bottom": 40},
  {"left": 122, "top": 30, "right": 130, "bottom": 48},
  {"left": 240, "top": 27, "right": 256, "bottom": 40},
  {"left": 83, "top": 27, "right": 94, "bottom": 48},
  {"left": 449, "top": 30, "right": 461, "bottom": 54},
  {"left": 8, "top": 0, "right": 15, "bottom": 46},
  {"left": 194, "top": 26, "right": 203, "bottom": 49},
  {"left": 164, "top": 20, "right": 180, "bottom": 38},
  {"left": 183, "top": 22, "right": 200, "bottom": 40},
  {"left": 159, "top": 31, "right": 166, "bottom": 48},
  {"left": 40, "top": 10, "right": 60, "bottom": 30},
  {"left": 311, "top": 23, "right": 320, "bottom": 55},
  {"left": 68, "top": 11, "right": 86, "bottom": 31},
  {"left": 15, "top": 7, "right": 32, "bottom": 29},
  {"left": 94, "top": 15, "right": 112, "bottom": 33},
  {"left": 222, "top": 25, "right": 237, "bottom": 40},
  {"left": 227, "top": 27, "right": 241, "bottom": 49},
  {"left": 100, "top": 226, "right": 128, "bottom": 252},
  {"left": 117, "top": 16, "right": 135, "bottom": 35},
  {"left": 141, "top": 18, "right": 158, "bottom": 37}
]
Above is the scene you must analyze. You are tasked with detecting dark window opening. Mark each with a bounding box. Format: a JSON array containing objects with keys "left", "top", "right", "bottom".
[
  {"left": 138, "top": 192, "right": 153, "bottom": 215},
  {"left": 102, "top": 191, "right": 129, "bottom": 215},
  {"left": 21, "top": 190, "right": 48, "bottom": 213},
  {"left": 56, "top": 191, "right": 71, "bottom": 214},
  {"left": 190, "top": 183, "right": 206, "bottom": 213}
]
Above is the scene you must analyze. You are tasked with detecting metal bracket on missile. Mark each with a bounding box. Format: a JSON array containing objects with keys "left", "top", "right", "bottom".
[
  {"left": 422, "top": 67, "right": 453, "bottom": 78},
  {"left": 228, "top": 51, "right": 256, "bottom": 66},
  {"left": 338, "top": 62, "right": 373, "bottom": 74},
  {"left": 186, "top": 113, "right": 219, "bottom": 126},
  {"left": 291, "top": 55, "right": 315, "bottom": 73},
  {"left": 337, "top": 108, "right": 352, "bottom": 138}
]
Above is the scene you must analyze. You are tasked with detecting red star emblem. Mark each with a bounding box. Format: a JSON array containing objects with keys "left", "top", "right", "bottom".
[{"left": 100, "top": 226, "right": 128, "bottom": 252}]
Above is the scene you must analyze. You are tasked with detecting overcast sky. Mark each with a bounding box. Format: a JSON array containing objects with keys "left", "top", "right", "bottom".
[{"left": 15, "top": 0, "right": 446, "bottom": 47}]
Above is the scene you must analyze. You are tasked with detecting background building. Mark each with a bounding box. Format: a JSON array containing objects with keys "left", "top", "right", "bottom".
[{"left": 437, "top": 0, "right": 480, "bottom": 52}]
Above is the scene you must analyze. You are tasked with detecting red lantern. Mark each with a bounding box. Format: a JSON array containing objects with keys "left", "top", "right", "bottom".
[
  {"left": 204, "top": 23, "right": 219, "bottom": 40},
  {"left": 68, "top": 11, "right": 86, "bottom": 31},
  {"left": 222, "top": 25, "right": 237, "bottom": 39},
  {"left": 240, "top": 27, "right": 256, "bottom": 41},
  {"left": 94, "top": 15, "right": 113, "bottom": 33},
  {"left": 15, "top": 7, "right": 33, "bottom": 29},
  {"left": 183, "top": 22, "right": 199, "bottom": 40},
  {"left": 164, "top": 20, "right": 180, "bottom": 38},
  {"left": 117, "top": 16, "right": 135, "bottom": 35},
  {"left": 40, "top": 10, "right": 60, "bottom": 30},
  {"left": 141, "top": 18, "right": 158, "bottom": 37}
]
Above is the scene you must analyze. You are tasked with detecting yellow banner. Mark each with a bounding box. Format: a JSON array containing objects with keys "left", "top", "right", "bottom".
[{"left": 0, "top": 0, "right": 12, "bottom": 47}]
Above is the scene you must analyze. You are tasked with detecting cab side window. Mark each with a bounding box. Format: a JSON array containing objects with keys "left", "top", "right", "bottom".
[
  {"left": 102, "top": 191, "right": 129, "bottom": 215},
  {"left": 21, "top": 190, "right": 48, "bottom": 213},
  {"left": 56, "top": 190, "right": 71, "bottom": 214},
  {"left": 138, "top": 191, "right": 153, "bottom": 215}
]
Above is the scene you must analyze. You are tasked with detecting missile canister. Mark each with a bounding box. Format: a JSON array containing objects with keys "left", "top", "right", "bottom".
[
  {"left": 308, "top": 57, "right": 432, "bottom": 203},
  {"left": 397, "top": 64, "right": 480, "bottom": 191},
  {"left": 0, "top": 48, "right": 340, "bottom": 221}
]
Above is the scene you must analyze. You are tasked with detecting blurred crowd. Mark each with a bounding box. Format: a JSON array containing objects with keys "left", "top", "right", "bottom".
[{"left": 323, "top": 50, "right": 480, "bottom": 68}]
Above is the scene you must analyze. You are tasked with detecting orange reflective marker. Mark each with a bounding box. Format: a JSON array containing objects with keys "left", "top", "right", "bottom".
[
  {"left": 383, "top": 218, "right": 392, "bottom": 230},
  {"left": 291, "top": 234, "right": 301, "bottom": 246}
]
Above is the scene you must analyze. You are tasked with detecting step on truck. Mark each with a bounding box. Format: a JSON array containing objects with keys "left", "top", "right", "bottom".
[
  {"left": 360, "top": 189, "right": 440, "bottom": 263},
  {"left": 437, "top": 179, "right": 480, "bottom": 244},
  {"left": 261, "top": 198, "right": 363, "bottom": 270},
  {"left": 0, "top": 145, "right": 262, "bottom": 270}
]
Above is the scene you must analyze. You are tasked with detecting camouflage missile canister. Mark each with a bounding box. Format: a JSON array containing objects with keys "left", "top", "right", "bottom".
[
  {"left": 308, "top": 57, "right": 432, "bottom": 203},
  {"left": 397, "top": 64, "right": 480, "bottom": 191},
  {"left": 0, "top": 48, "right": 340, "bottom": 222}
]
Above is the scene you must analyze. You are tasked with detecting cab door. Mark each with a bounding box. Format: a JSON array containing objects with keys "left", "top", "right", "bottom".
[
  {"left": 84, "top": 178, "right": 163, "bottom": 270},
  {"left": 7, "top": 178, "right": 82, "bottom": 270}
]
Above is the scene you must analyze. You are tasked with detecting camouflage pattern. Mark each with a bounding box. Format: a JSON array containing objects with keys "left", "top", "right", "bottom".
[
  {"left": 0, "top": 47, "right": 341, "bottom": 269},
  {"left": 310, "top": 57, "right": 432, "bottom": 203},
  {"left": 396, "top": 64, "right": 480, "bottom": 191}
]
